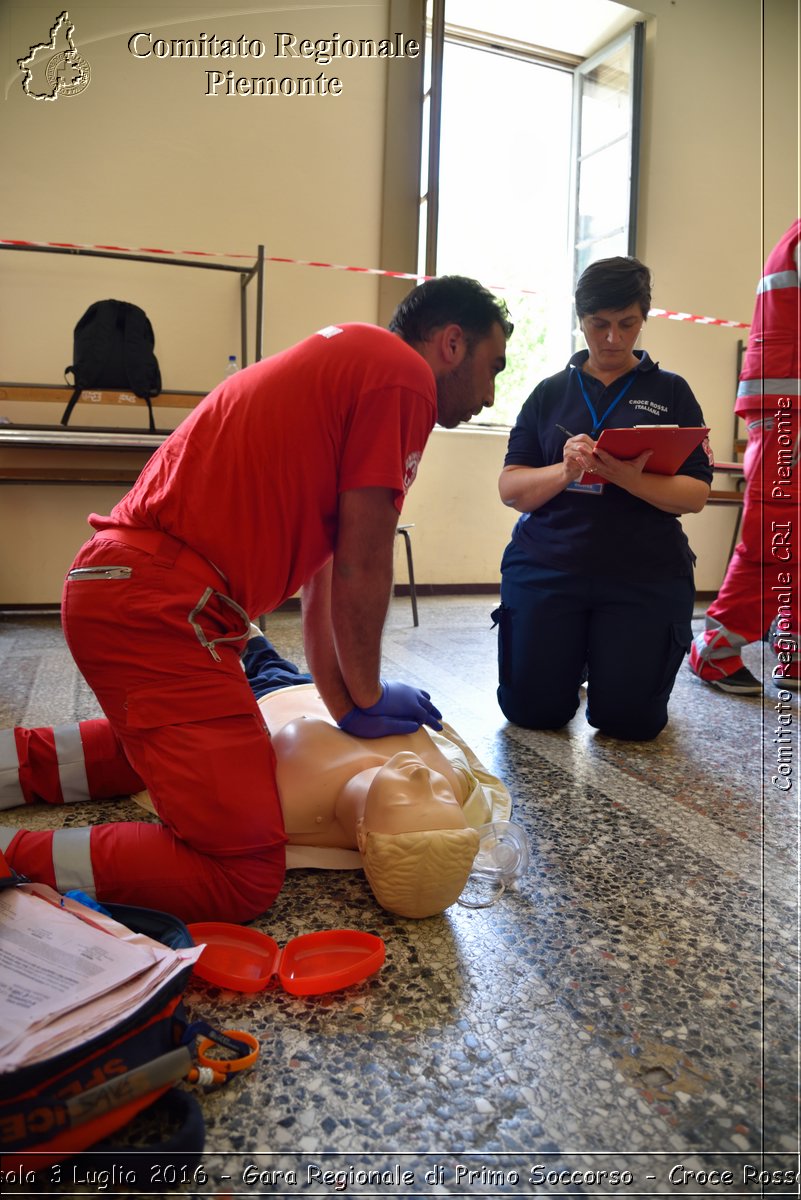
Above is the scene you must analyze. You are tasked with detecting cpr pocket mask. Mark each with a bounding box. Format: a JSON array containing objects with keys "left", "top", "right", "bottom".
[{"left": 457, "top": 820, "right": 530, "bottom": 908}]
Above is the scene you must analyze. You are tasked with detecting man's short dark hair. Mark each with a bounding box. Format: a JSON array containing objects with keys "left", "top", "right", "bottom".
[
  {"left": 575, "top": 256, "right": 652, "bottom": 320},
  {"left": 389, "top": 275, "right": 513, "bottom": 345}
]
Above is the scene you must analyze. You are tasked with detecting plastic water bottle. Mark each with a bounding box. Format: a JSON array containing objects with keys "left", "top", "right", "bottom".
[{"left": 224, "top": 354, "right": 238, "bottom": 379}]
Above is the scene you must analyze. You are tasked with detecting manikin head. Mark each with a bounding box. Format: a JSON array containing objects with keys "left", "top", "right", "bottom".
[{"left": 352, "top": 751, "right": 481, "bottom": 918}]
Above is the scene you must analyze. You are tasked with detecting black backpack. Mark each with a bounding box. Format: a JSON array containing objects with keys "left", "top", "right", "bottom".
[{"left": 63, "top": 299, "right": 162, "bottom": 431}]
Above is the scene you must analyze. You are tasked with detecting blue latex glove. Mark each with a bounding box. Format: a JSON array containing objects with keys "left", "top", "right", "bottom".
[
  {"left": 338, "top": 708, "right": 421, "bottom": 738},
  {"left": 338, "top": 680, "right": 443, "bottom": 739}
]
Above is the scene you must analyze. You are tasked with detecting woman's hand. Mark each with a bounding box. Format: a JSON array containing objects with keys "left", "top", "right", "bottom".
[
  {"left": 574, "top": 444, "right": 652, "bottom": 484},
  {"left": 562, "top": 433, "right": 598, "bottom": 481},
  {"left": 573, "top": 444, "right": 709, "bottom": 514},
  {"left": 500, "top": 447, "right": 708, "bottom": 514},
  {"left": 499, "top": 434, "right": 600, "bottom": 512}
]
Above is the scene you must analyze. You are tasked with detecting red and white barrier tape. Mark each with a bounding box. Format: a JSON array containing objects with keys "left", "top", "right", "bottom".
[
  {"left": 0, "top": 237, "right": 257, "bottom": 261},
  {"left": 0, "top": 237, "right": 751, "bottom": 329},
  {"left": 647, "top": 307, "right": 749, "bottom": 329}
]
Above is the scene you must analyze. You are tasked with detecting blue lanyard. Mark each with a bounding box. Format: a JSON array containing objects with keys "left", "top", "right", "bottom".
[{"left": 575, "top": 368, "right": 638, "bottom": 437}]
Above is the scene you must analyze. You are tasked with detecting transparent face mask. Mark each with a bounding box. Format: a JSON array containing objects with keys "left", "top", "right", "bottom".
[{"left": 457, "top": 821, "right": 530, "bottom": 908}]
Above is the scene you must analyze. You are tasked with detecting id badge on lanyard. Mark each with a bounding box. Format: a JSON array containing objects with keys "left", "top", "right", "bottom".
[{"left": 566, "top": 368, "right": 638, "bottom": 495}]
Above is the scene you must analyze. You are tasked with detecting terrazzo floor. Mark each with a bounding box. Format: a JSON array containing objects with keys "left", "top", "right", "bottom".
[{"left": 0, "top": 596, "right": 798, "bottom": 1198}]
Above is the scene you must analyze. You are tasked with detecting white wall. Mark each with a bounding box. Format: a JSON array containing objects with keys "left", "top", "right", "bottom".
[
  {"left": 632, "top": 0, "right": 798, "bottom": 587},
  {"left": 0, "top": 0, "right": 798, "bottom": 603},
  {"left": 0, "top": 0, "right": 404, "bottom": 603},
  {"left": 399, "top": 428, "right": 517, "bottom": 587},
  {"left": 0, "top": 0, "right": 399, "bottom": 386}
]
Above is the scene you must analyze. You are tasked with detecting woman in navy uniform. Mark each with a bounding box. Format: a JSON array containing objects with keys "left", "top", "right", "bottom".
[{"left": 495, "top": 257, "right": 712, "bottom": 741}]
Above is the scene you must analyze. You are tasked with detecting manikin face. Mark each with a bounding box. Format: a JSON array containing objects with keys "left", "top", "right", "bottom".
[
  {"left": 357, "top": 751, "right": 468, "bottom": 841},
  {"left": 435, "top": 322, "right": 508, "bottom": 428},
  {"left": 579, "top": 302, "right": 644, "bottom": 375}
]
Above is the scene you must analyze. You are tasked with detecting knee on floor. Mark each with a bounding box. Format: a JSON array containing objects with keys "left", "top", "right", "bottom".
[
  {"left": 212, "top": 844, "right": 287, "bottom": 923},
  {"left": 497, "top": 686, "right": 578, "bottom": 732},
  {"left": 588, "top": 708, "right": 667, "bottom": 742}
]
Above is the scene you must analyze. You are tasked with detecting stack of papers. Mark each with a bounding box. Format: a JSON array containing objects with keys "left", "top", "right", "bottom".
[{"left": 0, "top": 884, "right": 203, "bottom": 1072}]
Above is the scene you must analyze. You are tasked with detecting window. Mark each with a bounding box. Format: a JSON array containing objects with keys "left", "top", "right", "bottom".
[
  {"left": 570, "top": 25, "right": 644, "bottom": 321},
  {"left": 420, "top": 1, "right": 643, "bottom": 426}
]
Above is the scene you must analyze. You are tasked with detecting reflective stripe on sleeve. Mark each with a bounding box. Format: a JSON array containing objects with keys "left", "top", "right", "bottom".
[
  {"left": 737, "top": 377, "right": 801, "bottom": 398},
  {"left": 52, "top": 827, "right": 96, "bottom": 896},
  {"left": 757, "top": 270, "right": 801, "bottom": 293},
  {"left": 0, "top": 729, "right": 25, "bottom": 811},
  {"left": 53, "top": 724, "right": 92, "bottom": 805}
]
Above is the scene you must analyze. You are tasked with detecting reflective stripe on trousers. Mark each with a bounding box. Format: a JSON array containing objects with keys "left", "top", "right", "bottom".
[
  {"left": 53, "top": 725, "right": 92, "bottom": 803},
  {"left": 0, "top": 826, "right": 97, "bottom": 897},
  {"left": 51, "top": 827, "right": 96, "bottom": 895},
  {"left": 697, "top": 617, "right": 749, "bottom": 660},
  {"left": 0, "top": 826, "right": 18, "bottom": 854},
  {"left": 0, "top": 729, "right": 25, "bottom": 809},
  {"left": 0, "top": 723, "right": 92, "bottom": 810}
]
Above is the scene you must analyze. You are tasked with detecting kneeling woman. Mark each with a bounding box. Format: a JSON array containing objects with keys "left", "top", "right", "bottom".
[{"left": 496, "top": 256, "right": 712, "bottom": 741}]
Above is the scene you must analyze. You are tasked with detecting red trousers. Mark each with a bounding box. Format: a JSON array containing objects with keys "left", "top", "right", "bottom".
[
  {"left": 8, "top": 718, "right": 143, "bottom": 807},
  {"left": 700, "top": 412, "right": 796, "bottom": 667},
  {"left": 4, "top": 531, "right": 286, "bottom": 923}
]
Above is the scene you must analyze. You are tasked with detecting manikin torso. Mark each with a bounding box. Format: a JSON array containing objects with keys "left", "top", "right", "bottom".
[{"left": 258, "top": 686, "right": 469, "bottom": 848}]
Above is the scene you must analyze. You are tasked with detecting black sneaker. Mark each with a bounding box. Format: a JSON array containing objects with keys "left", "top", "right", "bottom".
[{"left": 705, "top": 665, "right": 763, "bottom": 694}]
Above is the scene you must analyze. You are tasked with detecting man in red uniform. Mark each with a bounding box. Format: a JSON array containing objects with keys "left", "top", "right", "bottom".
[
  {"left": 689, "top": 219, "right": 801, "bottom": 694},
  {"left": 1, "top": 276, "right": 512, "bottom": 921}
]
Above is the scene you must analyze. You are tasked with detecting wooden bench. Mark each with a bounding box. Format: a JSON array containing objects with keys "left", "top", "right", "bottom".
[
  {"left": 0, "top": 383, "right": 202, "bottom": 485},
  {"left": 0, "top": 383, "right": 421, "bottom": 623}
]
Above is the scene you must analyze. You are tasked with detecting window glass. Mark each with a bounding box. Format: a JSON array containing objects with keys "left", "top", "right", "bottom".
[
  {"left": 419, "top": 11, "right": 642, "bottom": 425},
  {"left": 570, "top": 25, "right": 642, "bottom": 315},
  {"left": 435, "top": 41, "right": 573, "bottom": 424},
  {"left": 417, "top": 199, "right": 428, "bottom": 278},
  {"left": 576, "top": 137, "right": 631, "bottom": 246},
  {"left": 420, "top": 95, "right": 431, "bottom": 196},
  {"left": 575, "top": 229, "right": 628, "bottom": 280},
  {"left": 579, "top": 40, "right": 632, "bottom": 155}
]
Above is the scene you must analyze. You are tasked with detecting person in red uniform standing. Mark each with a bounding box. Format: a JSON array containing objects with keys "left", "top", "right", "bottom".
[
  {"left": 1, "top": 276, "right": 512, "bottom": 922},
  {"left": 689, "top": 219, "right": 801, "bottom": 694}
]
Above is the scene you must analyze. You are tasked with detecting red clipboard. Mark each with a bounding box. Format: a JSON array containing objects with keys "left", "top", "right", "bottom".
[{"left": 580, "top": 425, "right": 710, "bottom": 485}]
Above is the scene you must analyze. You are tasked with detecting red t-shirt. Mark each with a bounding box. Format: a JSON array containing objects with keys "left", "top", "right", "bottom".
[{"left": 91, "top": 324, "right": 436, "bottom": 616}]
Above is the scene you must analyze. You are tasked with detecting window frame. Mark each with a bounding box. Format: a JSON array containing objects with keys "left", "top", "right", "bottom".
[
  {"left": 567, "top": 22, "right": 645, "bottom": 296},
  {"left": 418, "top": 9, "right": 644, "bottom": 424}
]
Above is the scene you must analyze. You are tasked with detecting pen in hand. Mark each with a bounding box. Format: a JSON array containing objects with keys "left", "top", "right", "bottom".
[{"left": 558, "top": 425, "right": 596, "bottom": 478}]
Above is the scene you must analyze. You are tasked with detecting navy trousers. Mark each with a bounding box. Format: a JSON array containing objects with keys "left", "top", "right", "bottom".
[
  {"left": 495, "top": 541, "right": 694, "bottom": 741},
  {"left": 242, "top": 634, "right": 312, "bottom": 699}
]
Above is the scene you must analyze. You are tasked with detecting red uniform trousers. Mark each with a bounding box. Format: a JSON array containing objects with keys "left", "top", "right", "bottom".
[
  {"left": 693, "top": 410, "right": 800, "bottom": 682},
  {"left": 4, "top": 718, "right": 143, "bottom": 807},
  {"left": 3, "top": 531, "right": 286, "bottom": 923}
]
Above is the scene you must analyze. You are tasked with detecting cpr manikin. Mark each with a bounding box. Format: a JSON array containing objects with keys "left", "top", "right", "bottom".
[
  {"left": 2, "top": 678, "right": 509, "bottom": 920},
  {"left": 257, "top": 685, "right": 482, "bottom": 918}
]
